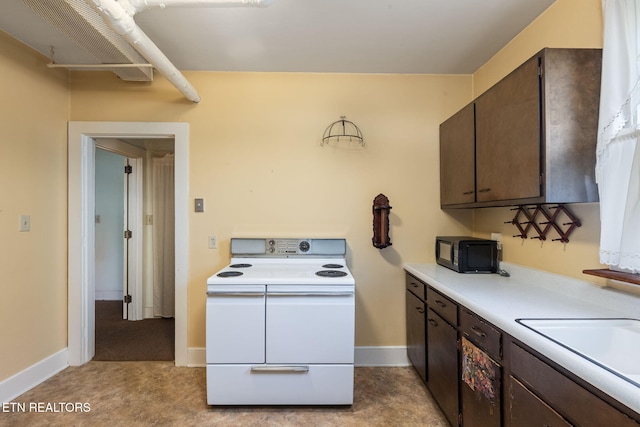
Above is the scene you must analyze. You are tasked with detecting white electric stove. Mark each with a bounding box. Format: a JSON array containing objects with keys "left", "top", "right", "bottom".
[{"left": 206, "top": 238, "right": 355, "bottom": 405}]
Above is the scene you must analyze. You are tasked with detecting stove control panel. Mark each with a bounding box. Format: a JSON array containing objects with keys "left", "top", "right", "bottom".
[
  {"left": 267, "top": 239, "right": 311, "bottom": 254},
  {"left": 231, "top": 238, "right": 346, "bottom": 257}
]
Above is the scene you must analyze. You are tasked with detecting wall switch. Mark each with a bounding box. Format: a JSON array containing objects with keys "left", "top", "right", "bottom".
[
  {"left": 491, "top": 232, "right": 502, "bottom": 250},
  {"left": 195, "top": 198, "right": 204, "bottom": 213},
  {"left": 208, "top": 235, "right": 217, "bottom": 249},
  {"left": 19, "top": 215, "right": 31, "bottom": 232}
]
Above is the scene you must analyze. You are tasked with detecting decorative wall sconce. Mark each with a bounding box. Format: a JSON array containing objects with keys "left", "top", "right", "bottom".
[
  {"left": 321, "top": 116, "right": 365, "bottom": 147},
  {"left": 372, "top": 194, "right": 392, "bottom": 249}
]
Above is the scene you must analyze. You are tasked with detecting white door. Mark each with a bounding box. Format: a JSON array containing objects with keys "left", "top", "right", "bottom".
[
  {"left": 265, "top": 285, "right": 355, "bottom": 364},
  {"left": 123, "top": 157, "right": 143, "bottom": 320},
  {"left": 205, "top": 285, "right": 266, "bottom": 364}
]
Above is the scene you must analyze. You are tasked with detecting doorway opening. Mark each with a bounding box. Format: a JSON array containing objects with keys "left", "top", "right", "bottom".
[
  {"left": 93, "top": 139, "right": 176, "bottom": 361},
  {"left": 68, "top": 122, "right": 189, "bottom": 366}
]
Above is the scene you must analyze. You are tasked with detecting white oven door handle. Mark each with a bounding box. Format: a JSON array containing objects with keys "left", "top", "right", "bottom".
[
  {"left": 267, "top": 292, "right": 354, "bottom": 297},
  {"left": 250, "top": 365, "right": 310, "bottom": 373},
  {"left": 206, "top": 291, "right": 265, "bottom": 297}
]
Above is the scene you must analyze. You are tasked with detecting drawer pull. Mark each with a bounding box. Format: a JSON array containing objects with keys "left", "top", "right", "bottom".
[
  {"left": 428, "top": 318, "right": 438, "bottom": 327},
  {"left": 471, "top": 325, "right": 487, "bottom": 338},
  {"left": 462, "top": 190, "right": 474, "bottom": 195},
  {"left": 251, "top": 365, "right": 309, "bottom": 373},
  {"left": 478, "top": 188, "right": 491, "bottom": 193},
  {"left": 411, "top": 282, "right": 419, "bottom": 288},
  {"left": 434, "top": 300, "right": 447, "bottom": 308},
  {"left": 416, "top": 306, "right": 425, "bottom": 314}
]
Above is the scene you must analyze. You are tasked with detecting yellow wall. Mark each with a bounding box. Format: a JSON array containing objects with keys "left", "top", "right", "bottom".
[
  {"left": 0, "top": 0, "right": 608, "bottom": 383},
  {"left": 69, "top": 71, "right": 474, "bottom": 347},
  {"left": 471, "top": 0, "right": 607, "bottom": 281},
  {"left": 0, "top": 31, "right": 70, "bottom": 380}
]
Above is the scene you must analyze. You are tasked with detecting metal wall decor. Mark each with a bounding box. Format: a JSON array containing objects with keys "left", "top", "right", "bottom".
[
  {"left": 505, "top": 204, "right": 581, "bottom": 243},
  {"left": 321, "top": 116, "right": 365, "bottom": 147},
  {"left": 372, "top": 194, "right": 392, "bottom": 249}
]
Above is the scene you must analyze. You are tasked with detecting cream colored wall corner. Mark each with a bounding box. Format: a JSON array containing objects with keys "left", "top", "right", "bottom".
[
  {"left": 0, "top": 31, "right": 70, "bottom": 381},
  {"left": 69, "top": 71, "right": 474, "bottom": 348},
  {"left": 471, "top": 0, "right": 607, "bottom": 281}
]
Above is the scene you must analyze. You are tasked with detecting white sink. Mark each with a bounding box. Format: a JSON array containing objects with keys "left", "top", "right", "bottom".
[{"left": 517, "top": 318, "right": 640, "bottom": 386}]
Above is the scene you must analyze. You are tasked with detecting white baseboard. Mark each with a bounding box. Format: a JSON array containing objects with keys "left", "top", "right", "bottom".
[
  {"left": 186, "top": 346, "right": 409, "bottom": 368},
  {"left": 0, "top": 349, "right": 68, "bottom": 403},
  {"left": 355, "top": 346, "right": 410, "bottom": 367}
]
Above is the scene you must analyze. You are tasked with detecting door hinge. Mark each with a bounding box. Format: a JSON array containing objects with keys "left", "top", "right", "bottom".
[
  {"left": 124, "top": 295, "right": 132, "bottom": 304},
  {"left": 124, "top": 165, "right": 132, "bottom": 174},
  {"left": 124, "top": 230, "right": 132, "bottom": 239}
]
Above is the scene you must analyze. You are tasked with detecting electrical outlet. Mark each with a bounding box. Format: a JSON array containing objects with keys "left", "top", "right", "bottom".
[
  {"left": 19, "top": 215, "right": 30, "bottom": 232},
  {"left": 208, "top": 235, "right": 217, "bottom": 249},
  {"left": 491, "top": 232, "right": 502, "bottom": 250}
]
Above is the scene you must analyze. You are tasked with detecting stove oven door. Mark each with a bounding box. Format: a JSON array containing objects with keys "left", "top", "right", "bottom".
[
  {"left": 206, "top": 285, "right": 266, "bottom": 364},
  {"left": 265, "top": 285, "right": 355, "bottom": 364}
]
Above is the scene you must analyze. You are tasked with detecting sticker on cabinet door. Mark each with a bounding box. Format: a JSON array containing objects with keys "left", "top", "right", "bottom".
[{"left": 461, "top": 337, "right": 496, "bottom": 402}]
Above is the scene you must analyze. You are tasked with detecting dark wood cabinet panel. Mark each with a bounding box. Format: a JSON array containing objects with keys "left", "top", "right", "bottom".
[
  {"left": 406, "top": 290, "right": 427, "bottom": 384},
  {"left": 510, "top": 342, "right": 639, "bottom": 427},
  {"left": 427, "top": 286, "right": 458, "bottom": 326},
  {"left": 507, "top": 376, "right": 571, "bottom": 427},
  {"left": 475, "top": 56, "right": 541, "bottom": 203},
  {"left": 440, "top": 103, "right": 476, "bottom": 206},
  {"left": 459, "top": 308, "right": 502, "bottom": 360},
  {"left": 427, "top": 308, "right": 459, "bottom": 427}
]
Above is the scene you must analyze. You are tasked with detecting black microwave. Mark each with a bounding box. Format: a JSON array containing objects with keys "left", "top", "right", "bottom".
[{"left": 435, "top": 236, "right": 498, "bottom": 273}]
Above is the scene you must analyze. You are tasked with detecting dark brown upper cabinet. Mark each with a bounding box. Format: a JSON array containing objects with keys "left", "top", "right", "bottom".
[
  {"left": 440, "top": 103, "right": 476, "bottom": 206},
  {"left": 440, "top": 48, "right": 602, "bottom": 209}
]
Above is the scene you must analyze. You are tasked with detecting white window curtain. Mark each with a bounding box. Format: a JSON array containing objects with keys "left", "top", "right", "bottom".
[
  {"left": 596, "top": 0, "right": 640, "bottom": 273},
  {"left": 152, "top": 154, "right": 175, "bottom": 317}
]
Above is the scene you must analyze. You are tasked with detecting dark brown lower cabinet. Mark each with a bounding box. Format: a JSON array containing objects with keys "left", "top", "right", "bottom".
[
  {"left": 405, "top": 290, "right": 427, "bottom": 383},
  {"left": 427, "top": 308, "right": 459, "bottom": 427},
  {"left": 507, "top": 375, "right": 571, "bottom": 427},
  {"left": 460, "top": 337, "right": 501, "bottom": 427}
]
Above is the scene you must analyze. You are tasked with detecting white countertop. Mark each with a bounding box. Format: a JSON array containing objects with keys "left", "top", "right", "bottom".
[{"left": 403, "top": 262, "right": 640, "bottom": 415}]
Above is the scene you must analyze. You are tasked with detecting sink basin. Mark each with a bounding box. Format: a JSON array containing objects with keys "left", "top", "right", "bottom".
[{"left": 517, "top": 318, "right": 640, "bottom": 387}]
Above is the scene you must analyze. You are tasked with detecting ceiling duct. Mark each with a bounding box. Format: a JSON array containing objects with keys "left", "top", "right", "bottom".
[
  {"left": 24, "top": 0, "right": 275, "bottom": 103},
  {"left": 23, "top": 0, "right": 153, "bottom": 82}
]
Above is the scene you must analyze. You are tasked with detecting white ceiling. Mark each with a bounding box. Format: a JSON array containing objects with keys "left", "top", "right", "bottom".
[{"left": 0, "top": 0, "right": 556, "bottom": 75}]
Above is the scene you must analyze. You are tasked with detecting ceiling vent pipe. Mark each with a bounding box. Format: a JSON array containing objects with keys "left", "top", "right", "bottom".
[{"left": 87, "top": 0, "right": 275, "bottom": 103}]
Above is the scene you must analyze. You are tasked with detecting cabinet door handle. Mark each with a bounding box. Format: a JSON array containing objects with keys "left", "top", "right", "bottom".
[
  {"left": 434, "top": 300, "right": 447, "bottom": 308},
  {"left": 411, "top": 282, "right": 419, "bottom": 288},
  {"left": 478, "top": 188, "right": 491, "bottom": 193},
  {"left": 416, "top": 306, "right": 424, "bottom": 314},
  {"left": 428, "top": 318, "right": 438, "bottom": 327},
  {"left": 471, "top": 325, "right": 487, "bottom": 338},
  {"left": 462, "top": 191, "right": 474, "bottom": 195}
]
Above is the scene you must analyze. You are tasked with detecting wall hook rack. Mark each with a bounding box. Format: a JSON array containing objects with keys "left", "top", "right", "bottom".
[{"left": 505, "top": 204, "right": 581, "bottom": 243}]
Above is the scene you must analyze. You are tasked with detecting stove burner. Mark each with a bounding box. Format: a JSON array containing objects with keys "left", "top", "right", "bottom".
[
  {"left": 316, "top": 270, "right": 348, "bottom": 278},
  {"left": 322, "top": 264, "right": 344, "bottom": 269},
  {"left": 230, "top": 263, "right": 252, "bottom": 268},
  {"left": 217, "top": 271, "right": 243, "bottom": 277}
]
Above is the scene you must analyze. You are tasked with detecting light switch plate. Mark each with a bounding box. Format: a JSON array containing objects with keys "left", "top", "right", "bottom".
[
  {"left": 195, "top": 198, "right": 204, "bottom": 213},
  {"left": 20, "top": 215, "right": 30, "bottom": 232}
]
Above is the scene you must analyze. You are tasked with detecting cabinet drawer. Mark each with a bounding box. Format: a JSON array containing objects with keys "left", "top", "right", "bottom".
[
  {"left": 405, "top": 274, "right": 426, "bottom": 301},
  {"left": 460, "top": 308, "right": 501, "bottom": 360},
  {"left": 510, "top": 343, "right": 639, "bottom": 427},
  {"left": 427, "top": 287, "right": 457, "bottom": 326}
]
